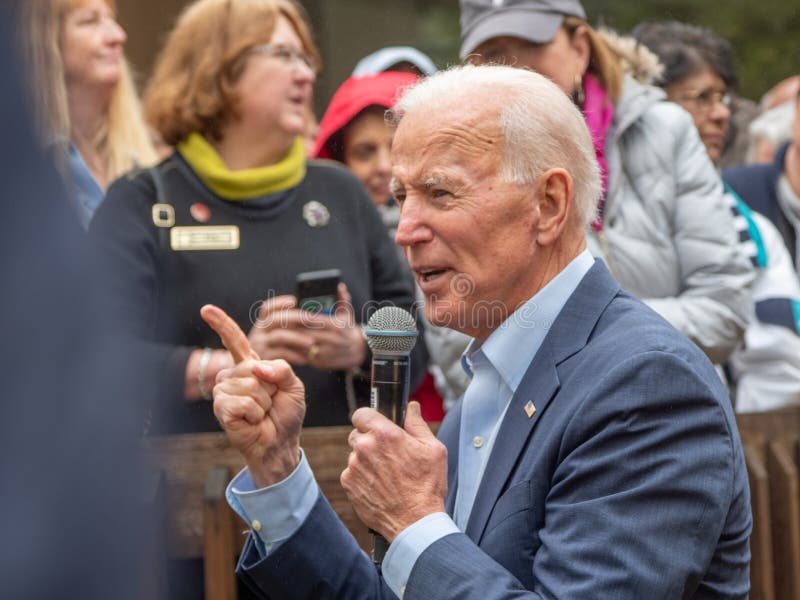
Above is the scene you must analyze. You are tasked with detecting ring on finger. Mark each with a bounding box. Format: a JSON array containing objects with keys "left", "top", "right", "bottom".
[{"left": 307, "top": 344, "right": 320, "bottom": 361}]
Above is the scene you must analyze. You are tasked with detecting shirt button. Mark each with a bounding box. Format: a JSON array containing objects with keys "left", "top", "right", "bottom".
[
  {"left": 251, "top": 519, "right": 262, "bottom": 532},
  {"left": 473, "top": 436, "right": 484, "bottom": 448}
]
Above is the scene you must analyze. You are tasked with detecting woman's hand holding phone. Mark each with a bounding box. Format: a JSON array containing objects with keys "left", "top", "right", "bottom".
[{"left": 247, "top": 283, "right": 367, "bottom": 370}]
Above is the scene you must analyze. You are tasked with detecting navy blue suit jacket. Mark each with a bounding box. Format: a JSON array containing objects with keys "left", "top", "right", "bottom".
[{"left": 237, "top": 261, "right": 751, "bottom": 599}]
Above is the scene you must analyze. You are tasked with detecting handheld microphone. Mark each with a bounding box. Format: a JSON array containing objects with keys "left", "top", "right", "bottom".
[{"left": 363, "top": 306, "right": 418, "bottom": 564}]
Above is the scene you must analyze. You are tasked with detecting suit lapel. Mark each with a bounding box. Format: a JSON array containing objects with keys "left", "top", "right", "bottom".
[
  {"left": 464, "top": 340, "right": 560, "bottom": 541},
  {"left": 463, "top": 260, "right": 621, "bottom": 543}
]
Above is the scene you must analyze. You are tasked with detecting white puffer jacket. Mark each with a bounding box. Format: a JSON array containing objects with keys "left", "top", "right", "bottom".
[{"left": 586, "top": 36, "right": 755, "bottom": 364}]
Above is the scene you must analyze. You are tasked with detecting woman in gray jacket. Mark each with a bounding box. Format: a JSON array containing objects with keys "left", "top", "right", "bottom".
[
  {"left": 459, "top": 0, "right": 754, "bottom": 363},
  {"left": 635, "top": 20, "right": 800, "bottom": 411}
]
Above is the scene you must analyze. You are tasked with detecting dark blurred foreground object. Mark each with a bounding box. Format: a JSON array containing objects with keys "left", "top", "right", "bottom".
[{"left": 1, "top": 3, "right": 147, "bottom": 598}]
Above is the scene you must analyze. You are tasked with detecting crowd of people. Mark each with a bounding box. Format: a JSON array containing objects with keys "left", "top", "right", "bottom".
[
  {"left": 10, "top": 0, "right": 800, "bottom": 597},
  {"left": 15, "top": 0, "right": 800, "bottom": 423}
]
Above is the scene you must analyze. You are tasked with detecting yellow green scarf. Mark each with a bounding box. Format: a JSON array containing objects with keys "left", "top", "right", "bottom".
[{"left": 177, "top": 132, "right": 306, "bottom": 200}]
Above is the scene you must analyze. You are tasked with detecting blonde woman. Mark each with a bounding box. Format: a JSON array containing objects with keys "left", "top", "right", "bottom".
[{"left": 18, "top": 0, "right": 157, "bottom": 228}]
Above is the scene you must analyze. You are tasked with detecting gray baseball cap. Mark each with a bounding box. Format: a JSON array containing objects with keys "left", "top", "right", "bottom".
[{"left": 459, "top": 0, "right": 587, "bottom": 59}]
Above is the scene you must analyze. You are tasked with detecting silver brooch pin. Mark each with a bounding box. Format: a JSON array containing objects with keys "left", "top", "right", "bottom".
[{"left": 303, "top": 200, "right": 330, "bottom": 228}]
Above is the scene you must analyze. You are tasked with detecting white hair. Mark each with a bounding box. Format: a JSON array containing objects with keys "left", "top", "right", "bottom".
[
  {"left": 390, "top": 64, "right": 602, "bottom": 228},
  {"left": 746, "top": 100, "right": 795, "bottom": 164}
]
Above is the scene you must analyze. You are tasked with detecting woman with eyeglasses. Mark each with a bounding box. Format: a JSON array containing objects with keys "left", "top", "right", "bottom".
[
  {"left": 90, "top": 0, "right": 423, "bottom": 436},
  {"left": 635, "top": 21, "right": 800, "bottom": 412},
  {"left": 460, "top": 0, "right": 754, "bottom": 365},
  {"left": 632, "top": 21, "right": 736, "bottom": 166}
]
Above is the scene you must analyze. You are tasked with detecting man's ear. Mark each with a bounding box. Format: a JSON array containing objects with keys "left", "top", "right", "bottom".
[{"left": 535, "top": 168, "right": 573, "bottom": 246}]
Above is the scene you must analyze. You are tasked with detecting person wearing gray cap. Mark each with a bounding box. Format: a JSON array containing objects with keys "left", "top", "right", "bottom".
[{"left": 460, "top": 0, "right": 755, "bottom": 366}]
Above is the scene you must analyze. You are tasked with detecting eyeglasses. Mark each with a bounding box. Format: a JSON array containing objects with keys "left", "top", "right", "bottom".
[
  {"left": 466, "top": 39, "right": 542, "bottom": 67},
  {"left": 674, "top": 88, "right": 732, "bottom": 112},
  {"left": 249, "top": 43, "right": 316, "bottom": 73}
]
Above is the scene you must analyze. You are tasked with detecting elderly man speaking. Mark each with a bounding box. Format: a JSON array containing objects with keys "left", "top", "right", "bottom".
[{"left": 202, "top": 65, "right": 751, "bottom": 599}]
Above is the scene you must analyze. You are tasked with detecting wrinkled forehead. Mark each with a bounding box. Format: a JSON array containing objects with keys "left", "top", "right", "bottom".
[{"left": 392, "top": 101, "right": 504, "bottom": 171}]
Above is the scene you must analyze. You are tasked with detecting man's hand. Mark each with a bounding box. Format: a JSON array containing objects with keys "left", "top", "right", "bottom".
[
  {"left": 201, "top": 304, "right": 306, "bottom": 488},
  {"left": 248, "top": 284, "right": 367, "bottom": 370},
  {"left": 340, "top": 401, "right": 448, "bottom": 541}
]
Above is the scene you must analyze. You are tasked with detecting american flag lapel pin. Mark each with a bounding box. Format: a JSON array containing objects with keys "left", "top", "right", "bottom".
[{"left": 524, "top": 400, "right": 536, "bottom": 419}]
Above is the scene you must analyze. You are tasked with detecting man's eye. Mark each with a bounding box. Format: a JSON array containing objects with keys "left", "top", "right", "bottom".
[
  {"left": 432, "top": 189, "right": 450, "bottom": 198},
  {"left": 393, "top": 192, "right": 406, "bottom": 204}
]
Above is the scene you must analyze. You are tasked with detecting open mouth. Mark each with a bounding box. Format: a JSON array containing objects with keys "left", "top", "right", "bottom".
[{"left": 417, "top": 268, "right": 449, "bottom": 283}]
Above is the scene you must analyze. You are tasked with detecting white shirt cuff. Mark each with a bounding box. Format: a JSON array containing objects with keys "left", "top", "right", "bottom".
[
  {"left": 382, "top": 512, "right": 460, "bottom": 597},
  {"left": 225, "top": 449, "right": 319, "bottom": 556}
]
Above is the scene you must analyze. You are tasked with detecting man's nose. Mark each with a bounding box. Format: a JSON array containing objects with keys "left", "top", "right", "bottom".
[{"left": 395, "top": 197, "right": 432, "bottom": 247}]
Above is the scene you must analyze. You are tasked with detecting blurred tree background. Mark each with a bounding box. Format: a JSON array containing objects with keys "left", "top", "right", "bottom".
[
  {"left": 121, "top": 0, "right": 798, "bottom": 107},
  {"left": 398, "top": 0, "right": 799, "bottom": 102},
  {"left": 587, "top": 0, "right": 799, "bottom": 100}
]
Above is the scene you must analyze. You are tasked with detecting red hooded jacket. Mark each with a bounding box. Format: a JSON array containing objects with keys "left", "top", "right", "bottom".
[{"left": 312, "top": 71, "right": 419, "bottom": 160}]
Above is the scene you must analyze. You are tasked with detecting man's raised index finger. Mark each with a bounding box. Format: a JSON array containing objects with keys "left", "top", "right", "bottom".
[{"left": 200, "top": 304, "right": 258, "bottom": 364}]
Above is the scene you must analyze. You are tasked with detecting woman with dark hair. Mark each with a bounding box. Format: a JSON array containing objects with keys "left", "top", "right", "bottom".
[
  {"left": 636, "top": 20, "right": 800, "bottom": 411},
  {"left": 459, "top": 0, "right": 755, "bottom": 365},
  {"left": 90, "top": 0, "right": 423, "bottom": 434},
  {"left": 632, "top": 21, "right": 737, "bottom": 165}
]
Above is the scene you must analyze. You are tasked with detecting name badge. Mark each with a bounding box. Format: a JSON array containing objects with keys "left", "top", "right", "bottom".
[{"left": 170, "top": 225, "right": 240, "bottom": 251}]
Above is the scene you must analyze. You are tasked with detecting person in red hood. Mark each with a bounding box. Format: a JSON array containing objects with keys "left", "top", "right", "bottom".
[
  {"left": 313, "top": 71, "right": 447, "bottom": 423},
  {"left": 313, "top": 71, "right": 418, "bottom": 226}
]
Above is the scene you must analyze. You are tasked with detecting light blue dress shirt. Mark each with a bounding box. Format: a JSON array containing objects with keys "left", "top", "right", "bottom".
[
  {"left": 226, "top": 449, "right": 319, "bottom": 556},
  {"left": 228, "top": 250, "right": 596, "bottom": 597},
  {"left": 65, "top": 144, "right": 105, "bottom": 230}
]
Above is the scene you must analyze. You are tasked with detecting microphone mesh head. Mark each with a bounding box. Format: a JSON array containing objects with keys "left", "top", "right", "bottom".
[{"left": 365, "top": 307, "right": 418, "bottom": 354}]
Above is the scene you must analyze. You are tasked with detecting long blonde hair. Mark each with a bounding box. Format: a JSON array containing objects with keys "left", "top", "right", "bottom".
[{"left": 18, "top": 0, "right": 157, "bottom": 183}]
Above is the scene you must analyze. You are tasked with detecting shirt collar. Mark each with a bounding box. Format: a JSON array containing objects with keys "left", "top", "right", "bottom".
[{"left": 462, "top": 249, "right": 595, "bottom": 395}]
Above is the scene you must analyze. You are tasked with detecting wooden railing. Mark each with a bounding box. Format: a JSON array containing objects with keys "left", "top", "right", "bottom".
[
  {"left": 737, "top": 406, "right": 800, "bottom": 600},
  {"left": 141, "top": 426, "right": 368, "bottom": 600},
  {"left": 142, "top": 410, "right": 800, "bottom": 600}
]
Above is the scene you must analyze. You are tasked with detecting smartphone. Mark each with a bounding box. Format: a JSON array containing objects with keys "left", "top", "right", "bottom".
[{"left": 295, "top": 269, "right": 341, "bottom": 314}]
